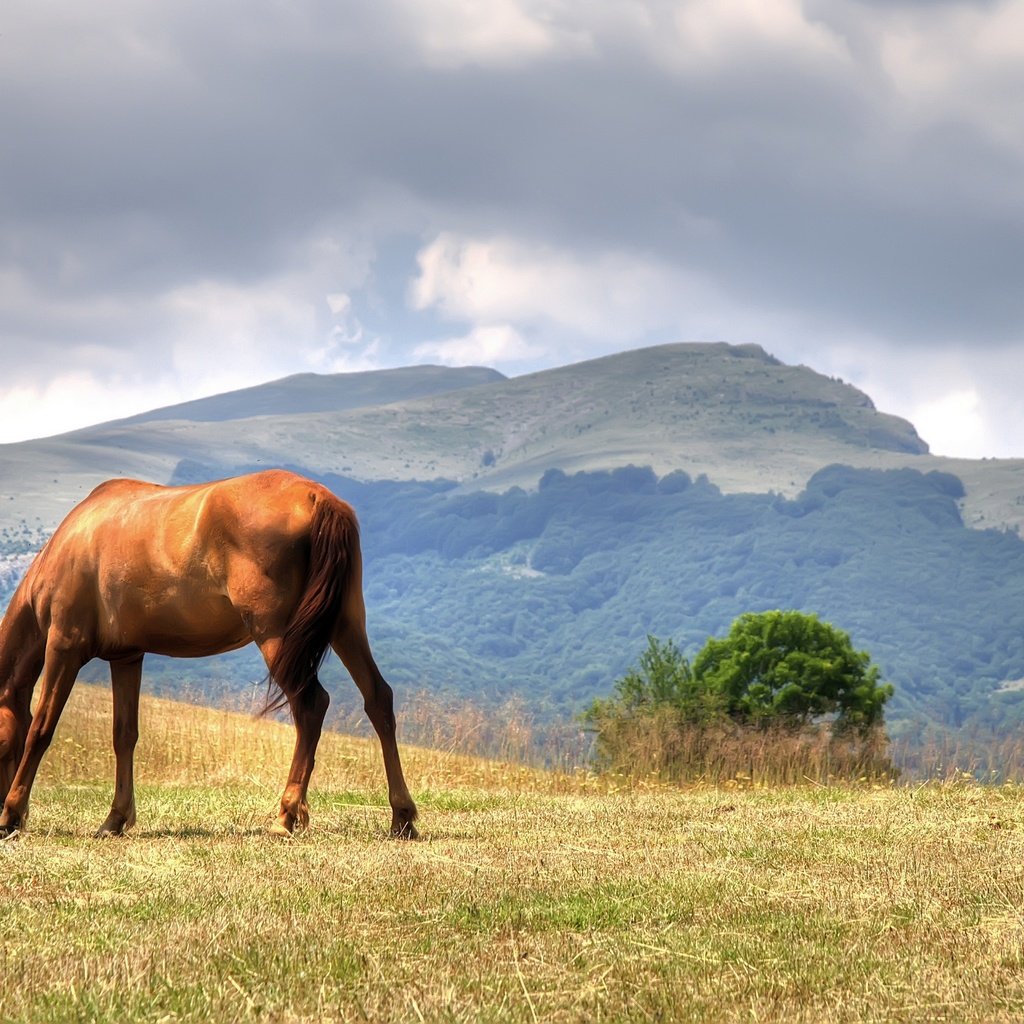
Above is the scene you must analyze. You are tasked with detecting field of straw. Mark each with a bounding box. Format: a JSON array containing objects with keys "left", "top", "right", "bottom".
[{"left": 3, "top": 683, "right": 1024, "bottom": 1022}]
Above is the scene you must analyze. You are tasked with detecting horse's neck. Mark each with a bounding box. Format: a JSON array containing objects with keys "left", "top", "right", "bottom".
[{"left": 0, "top": 590, "right": 43, "bottom": 700}]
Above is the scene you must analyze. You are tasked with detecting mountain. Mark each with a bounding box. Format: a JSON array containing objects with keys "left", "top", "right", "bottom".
[
  {"left": 0, "top": 363, "right": 505, "bottom": 539},
  {"left": 3, "top": 343, "right": 1021, "bottom": 537},
  {"left": 2, "top": 343, "right": 1023, "bottom": 739},
  {"left": 107, "top": 364, "right": 506, "bottom": 426}
]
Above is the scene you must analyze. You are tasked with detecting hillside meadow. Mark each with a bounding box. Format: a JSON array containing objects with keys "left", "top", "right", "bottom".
[{"left": 2, "top": 685, "right": 1024, "bottom": 1022}]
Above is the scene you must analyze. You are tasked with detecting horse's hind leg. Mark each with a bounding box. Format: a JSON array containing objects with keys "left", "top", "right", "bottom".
[
  {"left": 0, "top": 635, "right": 82, "bottom": 835},
  {"left": 333, "top": 628, "right": 418, "bottom": 839},
  {"left": 258, "top": 638, "right": 330, "bottom": 836},
  {"left": 276, "top": 682, "right": 331, "bottom": 837},
  {"left": 96, "top": 655, "right": 142, "bottom": 837}
]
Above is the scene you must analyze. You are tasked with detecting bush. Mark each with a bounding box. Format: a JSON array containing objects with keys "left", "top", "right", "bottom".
[
  {"left": 583, "top": 635, "right": 721, "bottom": 724},
  {"left": 583, "top": 612, "right": 895, "bottom": 782}
]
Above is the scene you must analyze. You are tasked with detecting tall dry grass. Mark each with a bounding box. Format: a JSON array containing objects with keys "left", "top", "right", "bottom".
[
  {"left": 889, "top": 724, "right": 1024, "bottom": 783},
  {"left": 40, "top": 683, "right": 604, "bottom": 804},
  {"left": 41, "top": 679, "right": 1024, "bottom": 797},
  {"left": 326, "top": 688, "right": 594, "bottom": 772},
  {"left": 586, "top": 705, "right": 895, "bottom": 785}
]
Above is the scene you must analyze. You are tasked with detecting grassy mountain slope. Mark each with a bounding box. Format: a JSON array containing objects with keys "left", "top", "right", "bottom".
[
  {"left": 0, "top": 363, "right": 504, "bottom": 536},
  {"left": 2, "top": 343, "right": 1021, "bottom": 538},
  {"left": 2, "top": 343, "right": 1023, "bottom": 736},
  {"left": 108, "top": 363, "right": 505, "bottom": 425},
  {"left": 96, "top": 342, "right": 934, "bottom": 495}
]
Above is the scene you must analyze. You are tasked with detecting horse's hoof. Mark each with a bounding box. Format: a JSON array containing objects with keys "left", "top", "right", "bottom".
[
  {"left": 0, "top": 824, "right": 21, "bottom": 841},
  {"left": 269, "top": 820, "right": 294, "bottom": 838},
  {"left": 390, "top": 821, "right": 419, "bottom": 840},
  {"left": 94, "top": 814, "right": 133, "bottom": 838}
]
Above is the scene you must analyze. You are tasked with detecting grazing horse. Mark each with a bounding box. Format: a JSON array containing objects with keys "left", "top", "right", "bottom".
[{"left": 0, "top": 469, "right": 418, "bottom": 839}]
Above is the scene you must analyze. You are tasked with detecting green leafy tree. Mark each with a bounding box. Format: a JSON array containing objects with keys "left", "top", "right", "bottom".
[
  {"left": 582, "top": 619, "right": 894, "bottom": 782},
  {"left": 583, "top": 635, "right": 722, "bottom": 725},
  {"left": 692, "top": 610, "right": 892, "bottom": 734}
]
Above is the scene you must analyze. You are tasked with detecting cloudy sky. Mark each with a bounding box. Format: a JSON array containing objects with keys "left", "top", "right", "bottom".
[{"left": 2, "top": 1, "right": 1022, "bottom": 457}]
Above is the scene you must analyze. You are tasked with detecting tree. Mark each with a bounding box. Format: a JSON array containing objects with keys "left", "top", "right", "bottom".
[
  {"left": 583, "top": 635, "right": 721, "bottom": 725},
  {"left": 581, "top": 635, "right": 721, "bottom": 779},
  {"left": 692, "top": 610, "right": 892, "bottom": 734},
  {"left": 582, "top": 617, "right": 894, "bottom": 782}
]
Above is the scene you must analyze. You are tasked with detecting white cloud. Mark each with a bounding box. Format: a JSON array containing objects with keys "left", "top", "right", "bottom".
[
  {"left": 395, "top": 0, "right": 566, "bottom": 67},
  {"left": 910, "top": 388, "right": 987, "bottom": 459},
  {"left": 781, "top": 337, "right": 1024, "bottom": 460},
  {"left": 316, "top": 292, "right": 383, "bottom": 373},
  {"left": 672, "top": 0, "right": 849, "bottom": 67},
  {"left": 412, "top": 0, "right": 854, "bottom": 74},
  {"left": 0, "top": 263, "right": 384, "bottom": 443},
  {"left": 878, "top": 2, "right": 1024, "bottom": 94},
  {"left": 865, "top": 2, "right": 1024, "bottom": 157},
  {"left": 326, "top": 292, "right": 352, "bottom": 317},
  {"left": 0, "top": 372, "right": 180, "bottom": 443},
  {"left": 162, "top": 259, "right": 384, "bottom": 390},
  {"left": 414, "top": 324, "right": 541, "bottom": 367},
  {"left": 411, "top": 231, "right": 729, "bottom": 341},
  {"left": 162, "top": 279, "right": 319, "bottom": 396}
]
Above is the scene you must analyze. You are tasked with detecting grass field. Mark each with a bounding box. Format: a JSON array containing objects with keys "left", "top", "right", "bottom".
[{"left": 3, "top": 685, "right": 1024, "bottom": 1023}]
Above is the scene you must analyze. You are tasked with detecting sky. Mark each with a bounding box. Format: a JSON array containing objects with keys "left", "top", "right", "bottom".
[{"left": 1, "top": 0, "right": 1022, "bottom": 458}]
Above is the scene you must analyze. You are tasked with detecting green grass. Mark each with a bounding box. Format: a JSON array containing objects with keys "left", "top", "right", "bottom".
[{"left": 3, "top": 686, "right": 1024, "bottom": 1022}]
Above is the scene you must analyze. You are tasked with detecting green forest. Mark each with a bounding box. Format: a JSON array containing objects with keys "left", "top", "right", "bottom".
[
  {"left": 4, "top": 458, "right": 1023, "bottom": 737},
  {"left": 61, "top": 458, "right": 1016, "bottom": 739}
]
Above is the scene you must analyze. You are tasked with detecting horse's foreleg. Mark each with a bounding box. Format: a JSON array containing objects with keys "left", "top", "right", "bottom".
[
  {"left": 259, "top": 638, "right": 330, "bottom": 836},
  {"left": 0, "top": 638, "right": 81, "bottom": 835},
  {"left": 0, "top": 644, "right": 43, "bottom": 808},
  {"left": 0, "top": 605, "right": 45, "bottom": 807},
  {"left": 333, "top": 630, "right": 418, "bottom": 839},
  {"left": 95, "top": 655, "right": 142, "bottom": 838}
]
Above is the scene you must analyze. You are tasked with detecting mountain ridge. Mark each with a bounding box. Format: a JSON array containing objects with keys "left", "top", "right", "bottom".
[
  {"left": 99, "top": 364, "right": 506, "bottom": 428},
  {"left": 2, "top": 342, "right": 1024, "bottom": 735},
  {"left": 1, "top": 343, "right": 1021, "bottom": 539}
]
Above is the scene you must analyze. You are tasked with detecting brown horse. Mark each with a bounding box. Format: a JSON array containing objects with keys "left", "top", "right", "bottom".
[{"left": 0, "top": 469, "right": 417, "bottom": 838}]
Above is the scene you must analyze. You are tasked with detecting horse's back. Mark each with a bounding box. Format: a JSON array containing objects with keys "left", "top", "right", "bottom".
[
  {"left": 24, "top": 470, "right": 346, "bottom": 659},
  {"left": 53, "top": 469, "right": 332, "bottom": 556}
]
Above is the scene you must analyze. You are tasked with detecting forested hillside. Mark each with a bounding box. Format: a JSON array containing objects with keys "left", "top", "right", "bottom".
[
  {"left": 2, "top": 345, "right": 1023, "bottom": 740},
  {"left": 72, "top": 457, "right": 1024, "bottom": 739},
  {"left": 326, "top": 462, "right": 1024, "bottom": 734}
]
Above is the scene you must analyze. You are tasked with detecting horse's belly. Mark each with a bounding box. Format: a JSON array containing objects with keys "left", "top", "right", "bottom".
[{"left": 103, "top": 588, "right": 250, "bottom": 659}]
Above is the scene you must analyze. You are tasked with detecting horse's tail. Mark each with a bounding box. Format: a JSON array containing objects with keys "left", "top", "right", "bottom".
[{"left": 263, "top": 496, "right": 356, "bottom": 715}]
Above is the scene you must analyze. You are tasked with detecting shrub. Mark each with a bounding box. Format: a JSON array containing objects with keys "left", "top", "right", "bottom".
[{"left": 583, "top": 613, "right": 895, "bottom": 782}]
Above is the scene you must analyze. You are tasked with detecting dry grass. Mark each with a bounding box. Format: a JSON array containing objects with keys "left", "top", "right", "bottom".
[
  {"left": 326, "top": 688, "right": 594, "bottom": 776},
  {"left": 3, "top": 684, "right": 1024, "bottom": 1022},
  {"left": 586, "top": 706, "right": 895, "bottom": 786},
  {"left": 39, "top": 684, "right": 593, "bottom": 800},
  {"left": 890, "top": 725, "right": 1024, "bottom": 784}
]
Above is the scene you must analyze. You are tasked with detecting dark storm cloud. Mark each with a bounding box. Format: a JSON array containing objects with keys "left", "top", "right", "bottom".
[{"left": 1, "top": 1, "right": 1022, "bottom": 450}]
